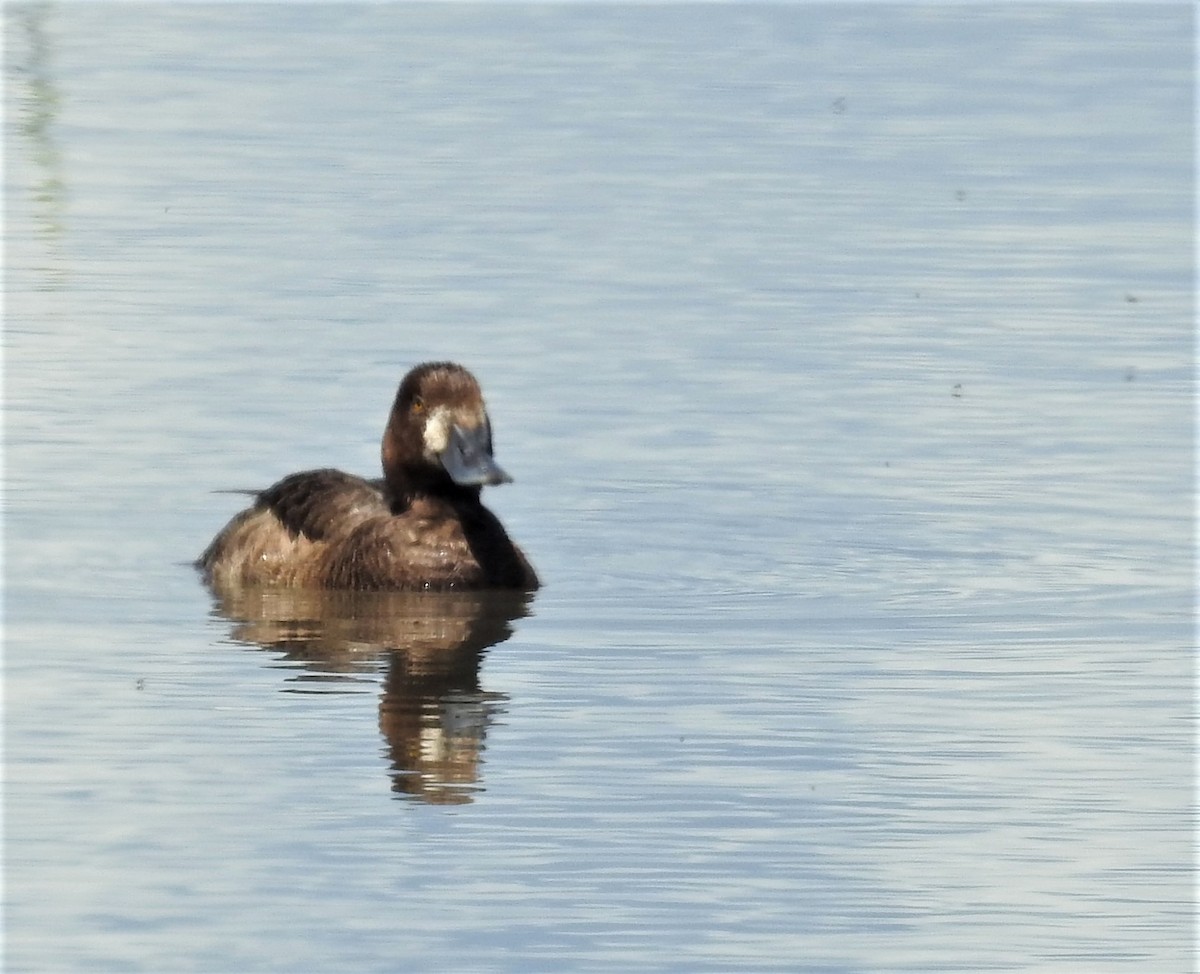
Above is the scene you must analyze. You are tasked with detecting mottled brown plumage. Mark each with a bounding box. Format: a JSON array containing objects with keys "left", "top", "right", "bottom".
[{"left": 197, "top": 363, "right": 538, "bottom": 591}]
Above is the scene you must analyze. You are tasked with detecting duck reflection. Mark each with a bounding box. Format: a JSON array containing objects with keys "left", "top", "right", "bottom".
[{"left": 206, "top": 586, "right": 534, "bottom": 804}]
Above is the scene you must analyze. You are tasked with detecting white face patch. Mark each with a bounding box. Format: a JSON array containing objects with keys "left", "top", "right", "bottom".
[
  {"left": 422, "top": 406, "right": 453, "bottom": 459},
  {"left": 422, "top": 404, "right": 490, "bottom": 462}
]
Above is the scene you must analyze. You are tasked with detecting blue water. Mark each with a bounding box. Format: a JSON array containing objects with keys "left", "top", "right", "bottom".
[{"left": 6, "top": 4, "right": 1193, "bottom": 972}]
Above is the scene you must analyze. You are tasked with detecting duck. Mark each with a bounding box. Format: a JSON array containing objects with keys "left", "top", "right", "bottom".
[{"left": 197, "top": 362, "right": 539, "bottom": 591}]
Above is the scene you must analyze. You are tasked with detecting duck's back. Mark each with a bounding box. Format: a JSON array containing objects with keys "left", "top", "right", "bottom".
[
  {"left": 198, "top": 468, "right": 537, "bottom": 591},
  {"left": 260, "top": 468, "right": 389, "bottom": 541},
  {"left": 198, "top": 468, "right": 386, "bottom": 588}
]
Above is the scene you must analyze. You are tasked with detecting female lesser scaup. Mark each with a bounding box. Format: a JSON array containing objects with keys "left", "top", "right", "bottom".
[{"left": 197, "top": 362, "right": 538, "bottom": 591}]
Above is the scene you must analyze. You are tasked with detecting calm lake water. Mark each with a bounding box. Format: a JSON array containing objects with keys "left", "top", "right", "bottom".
[{"left": 5, "top": 4, "right": 1194, "bottom": 972}]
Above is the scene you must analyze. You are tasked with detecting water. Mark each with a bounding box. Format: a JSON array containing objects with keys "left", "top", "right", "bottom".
[{"left": 5, "top": 4, "right": 1194, "bottom": 972}]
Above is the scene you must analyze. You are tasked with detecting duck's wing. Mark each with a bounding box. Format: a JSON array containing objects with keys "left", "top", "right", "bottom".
[{"left": 257, "top": 468, "right": 389, "bottom": 542}]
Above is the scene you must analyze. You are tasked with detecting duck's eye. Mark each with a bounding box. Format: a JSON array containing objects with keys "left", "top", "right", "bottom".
[{"left": 411, "top": 396, "right": 425, "bottom": 415}]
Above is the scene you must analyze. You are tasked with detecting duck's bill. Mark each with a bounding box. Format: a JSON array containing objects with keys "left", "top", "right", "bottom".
[{"left": 440, "top": 424, "right": 512, "bottom": 487}]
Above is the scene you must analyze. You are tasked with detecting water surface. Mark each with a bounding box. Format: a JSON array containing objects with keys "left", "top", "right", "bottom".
[{"left": 5, "top": 4, "right": 1194, "bottom": 972}]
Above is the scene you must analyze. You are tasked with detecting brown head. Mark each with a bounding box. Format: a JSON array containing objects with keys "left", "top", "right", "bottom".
[{"left": 381, "top": 362, "right": 511, "bottom": 502}]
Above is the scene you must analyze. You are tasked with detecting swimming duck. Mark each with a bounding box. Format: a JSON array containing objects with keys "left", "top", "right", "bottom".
[{"left": 197, "top": 362, "right": 538, "bottom": 591}]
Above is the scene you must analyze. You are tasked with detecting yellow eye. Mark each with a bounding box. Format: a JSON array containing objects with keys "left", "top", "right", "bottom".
[{"left": 410, "top": 396, "right": 425, "bottom": 415}]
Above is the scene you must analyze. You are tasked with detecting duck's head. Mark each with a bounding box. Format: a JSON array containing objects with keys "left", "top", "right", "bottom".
[{"left": 382, "top": 362, "right": 511, "bottom": 497}]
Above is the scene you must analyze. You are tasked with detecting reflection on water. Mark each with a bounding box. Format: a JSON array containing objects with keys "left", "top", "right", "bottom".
[
  {"left": 206, "top": 584, "right": 534, "bottom": 804},
  {"left": 9, "top": 3, "right": 67, "bottom": 264}
]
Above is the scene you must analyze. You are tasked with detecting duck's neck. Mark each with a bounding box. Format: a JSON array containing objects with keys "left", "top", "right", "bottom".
[{"left": 385, "top": 470, "right": 484, "bottom": 516}]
